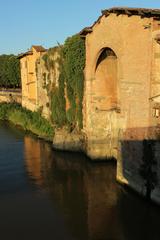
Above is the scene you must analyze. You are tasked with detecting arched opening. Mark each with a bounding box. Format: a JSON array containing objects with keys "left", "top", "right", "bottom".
[{"left": 95, "top": 48, "right": 118, "bottom": 110}]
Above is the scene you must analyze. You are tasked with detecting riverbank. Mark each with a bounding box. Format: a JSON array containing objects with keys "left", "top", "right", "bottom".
[{"left": 0, "top": 102, "right": 54, "bottom": 141}]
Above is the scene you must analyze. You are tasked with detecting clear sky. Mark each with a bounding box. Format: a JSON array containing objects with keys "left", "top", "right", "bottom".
[{"left": 1, "top": 0, "right": 160, "bottom": 55}]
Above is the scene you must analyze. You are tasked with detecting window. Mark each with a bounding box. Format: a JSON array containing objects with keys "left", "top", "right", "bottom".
[{"left": 153, "top": 108, "right": 160, "bottom": 118}]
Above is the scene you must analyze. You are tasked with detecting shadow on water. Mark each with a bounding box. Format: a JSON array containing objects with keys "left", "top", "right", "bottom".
[
  {"left": 1, "top": 122, "right": 160, "bottom": 240},
  {"left": 24, "top": 135, "right": 160, "bottom": 240}
]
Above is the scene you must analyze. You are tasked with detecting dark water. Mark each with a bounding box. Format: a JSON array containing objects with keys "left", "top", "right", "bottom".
[{"left": 1, "top": 122, "right": 160, "bottom": 240}]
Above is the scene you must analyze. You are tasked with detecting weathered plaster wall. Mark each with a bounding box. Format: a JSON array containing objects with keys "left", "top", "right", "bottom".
[
  {"left": 84, "top": 13, "right": 152, "bottom": 159},
  {"left": 36, "top": 56, "right": 50, "bottom": 118},
  {"left": 116, "top": 18, "right": 160, "bottom": 203},
  {"left": 117, "top": 18, "right": 160, "bottom": 203},
  {"left": 20, "top": 47, "right": 46, "bottom": 112},
  {"left": 20, "top": 54, "right": 38, "bottom": 111}
]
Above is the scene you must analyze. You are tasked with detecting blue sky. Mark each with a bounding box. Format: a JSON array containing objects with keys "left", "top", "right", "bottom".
[{"left": 1, "top": 0, "right": 160, "bottom": 55}]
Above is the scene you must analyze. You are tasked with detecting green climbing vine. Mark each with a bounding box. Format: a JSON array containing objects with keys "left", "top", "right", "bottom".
[
  {"left": 41, "top": 34, "right": 85, "bottom": 129},
  {"left": 42, "top": 46, "right": 66, "bottom": 127},
  {"left": 63, "top": 34, "right": 85, "bottom": 129}
]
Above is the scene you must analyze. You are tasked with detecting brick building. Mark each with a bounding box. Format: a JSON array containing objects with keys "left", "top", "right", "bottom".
[{"left": 80, "top": 7, "right": 160, "bottom": 202}]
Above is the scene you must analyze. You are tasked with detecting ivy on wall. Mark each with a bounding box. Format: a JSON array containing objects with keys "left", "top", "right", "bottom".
[
  {"left": 50, "top": 66, "right": 66, "bottom": 127},
  {"left": 63, "top": 34, "right": 85, "bottom": 129},
  {"left": 40, "top": 34, "right": 85, "bottom": 130},
  {"left": 41, "top": 46, "right": 67, "bottom": 127}
]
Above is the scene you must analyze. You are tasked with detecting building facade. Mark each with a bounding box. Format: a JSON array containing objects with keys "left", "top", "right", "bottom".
[
  {"left": 80, "top": 7, "right": 160, "bottom": 202},
  {"left": 18, "top": 45, "right": 46, "bottom": 111}
]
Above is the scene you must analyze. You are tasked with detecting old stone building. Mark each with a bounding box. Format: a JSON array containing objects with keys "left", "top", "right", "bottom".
[
  {"left": 18, "top": 45, "right": 46, "bottom": 111},
  {"left": 80, "top": 7, "right": 160, "bottom": 202},
  {"left": 19, "top": 45, "right": 61, "bottom": 119}
]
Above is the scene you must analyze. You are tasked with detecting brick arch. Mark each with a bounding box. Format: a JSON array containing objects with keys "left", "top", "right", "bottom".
[{"left": 94, "top": 47, "right": 118, "bottom": 110}]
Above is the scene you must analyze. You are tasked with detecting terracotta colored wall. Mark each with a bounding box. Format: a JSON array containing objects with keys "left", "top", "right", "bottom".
[
  {"left": 83, "top": 13, "right": 160, "bottom": 203},
  {"left": 20, "top": 47, "right": 45, "bottom": 111},
  {"left": 83, "top": 13, "right": 152, "bottom": 159},
  {"left": 95, "top": 53, "right": 117, "bottom": 109},
  {"left": 20, "top": 57, "right": 28, "bottom": 99}
]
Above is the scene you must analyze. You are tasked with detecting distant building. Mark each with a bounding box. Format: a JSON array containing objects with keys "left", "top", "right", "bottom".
[{"left": 18, "top": 45, "right": 46, "bottom": 111}]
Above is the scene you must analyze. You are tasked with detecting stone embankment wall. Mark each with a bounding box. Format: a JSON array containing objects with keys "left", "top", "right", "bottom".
[
  {"left": 0, "top": 89, "right": 22, "bottom": 104},
  {"left": 53, "top": 128, "right": 84, "bottom": 152}
]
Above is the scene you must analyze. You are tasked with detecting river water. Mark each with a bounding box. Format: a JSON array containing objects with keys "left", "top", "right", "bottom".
[{"left": 0, "top": 122, "right": 160, "bottom": 240}]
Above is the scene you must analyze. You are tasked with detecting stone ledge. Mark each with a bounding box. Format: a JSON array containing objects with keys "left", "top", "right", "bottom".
[{"left": 53, "top": 127, "right": 84, "bottom": 152}]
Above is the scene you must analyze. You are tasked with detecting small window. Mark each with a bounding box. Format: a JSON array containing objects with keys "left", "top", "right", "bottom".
[
  {"left": 43, "top": 73, "right": 47, "bottom": 88},
  {"left": 153, "top": 108, "right": 160, "bottom": 118}
]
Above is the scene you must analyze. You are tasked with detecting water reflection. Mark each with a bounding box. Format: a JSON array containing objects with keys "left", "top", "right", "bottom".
[
  {"left": 1, "top": 122, "right": 160, "bottom": 240},
  {"left": 24, "top": 136, "right": 43, "bottom": 186},
  {"left": 23, "top": 135, "right": 160, "bottom": 240}
]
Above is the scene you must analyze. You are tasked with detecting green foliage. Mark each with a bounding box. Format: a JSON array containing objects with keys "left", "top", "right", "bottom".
[
  {"left": 63, "top": 34, "right": 85, "bottom": 129},
  {"left": 50, "top": 70, "right": 66, "bottom": 127},
  {"left": 0, "top": 55, "right": 21, "bottom": 88},
  {"left": 41, "top": 35, "right": 85, "bottom": 130},
  {"left": 0, "top": 103, "right": 54, "bottom": 141},
  {"left": 42, "top": 45, "right": 67, "bottom": 127},
  {"left": 42, "top": 46, "right": 60, "bottom": 71}
]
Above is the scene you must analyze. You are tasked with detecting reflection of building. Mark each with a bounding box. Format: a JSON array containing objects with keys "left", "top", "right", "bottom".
[
  {"left": 23, "top": 135, "right": 160, "bottom": 239},
  {"left": 24, "top": 136, "right": 42, "bottom": 186},
  {"left": 24, "top": 135, "right": 53, "bottom": 186},
  {"left": 47, "top": 153, "right": 124, "bottom": 239},
  {"left": 83, "top": 163, "right": 122, "bottom": 240},
  {"left": 23, "top": 137, "right": 122, "bottom": 239},
  {"left": 18, "top": 45, "right": 46, "bottom": 111}
]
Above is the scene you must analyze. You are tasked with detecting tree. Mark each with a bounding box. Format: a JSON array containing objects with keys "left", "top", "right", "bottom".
[{"left": 0, "top": 54, "right": 20, "bottom": 88}]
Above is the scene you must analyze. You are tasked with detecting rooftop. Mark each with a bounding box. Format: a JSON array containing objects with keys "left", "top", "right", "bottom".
[
  {"left": 102, "top": 7, "right": 160, "bottom": 17},
  {"left": 32, "top": 45, "right": 46, "bottom": 52},
  {"left": 18, "top": 45, "right": 46, "bottom": 59},
  {"left": 80, "top": 7, "right": 160, "bottom": 36}
]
